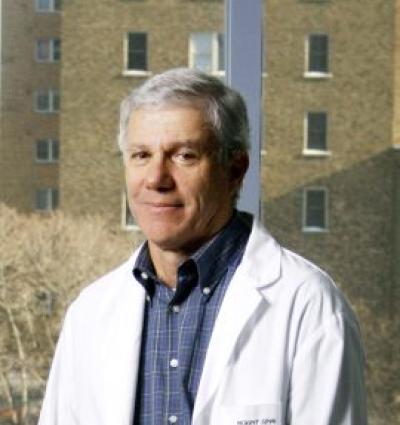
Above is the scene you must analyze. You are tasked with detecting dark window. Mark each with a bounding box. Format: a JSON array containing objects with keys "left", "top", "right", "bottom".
[
  {"left": 127, "top": 32, "right": 147, "bottom": 71},
  {"left": 52, "top": 140, "right": 59, "bottom": 160},
  {"left": 307, "top": 112, "right": 327, "bottom": 150},
  {"left": 304, "top": 189, "right": 327, "bottom": 230},
  {"left": 35, "top": 90, "right": 59, "bottom": 113},
  {"left": 308, "top": 34, "right": 329, "bottom": 73},
  {"left": 36, "top": 0, "right": 61, "bottom": 12},
  {"left": 35, "top": 188, "right": 59, "bottom": 210},
  {"left": 36, "top": 140, "right": 50, "bottom": 161},
  {"left": 36, "top": 139, "right": 59, "bottom": 162},
  {"left": 53, "top": 39, "right": 61, "bottom": 61}
]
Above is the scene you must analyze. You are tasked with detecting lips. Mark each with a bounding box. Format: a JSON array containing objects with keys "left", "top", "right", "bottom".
[{"left": 140, "top": 201, "right": 184, "bottom": 213}]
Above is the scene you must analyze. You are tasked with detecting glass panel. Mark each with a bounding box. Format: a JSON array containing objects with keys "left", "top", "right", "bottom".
[
  {"left": 306, "top": 190, "right": 325, "bottom": 228},
  {"left": 52, "top": 90, "right": 60, "bottom": 111},
  {"left": 191, "top": 32, "right": 213, "bottom": 73},
  {"left": 54, "top": 0, "right": 62, "bottom": 11},
  {"left": 53, "top": 39, "right": 61, "bottom": 61},
  {"left": 52, "top": 140, "right": 60, "bottom": 160},
  {"left": 308, "top": 112, "right": 327, "bottom": 150},
  {"left": 36, "top": 91, "right": 50, "bottom": 111},
  {"left": 35, "top": 189, "right": 49, "bottom": 210},
  {"left": 37, "top": 0, "right": 50, "bottom": 11},
  {"left": 128, "top": 32, "right": 147, "bottom": 70},
  {"left": 36, "top": 40, "right": 49, "bottom": 61},
  {"left": 309, "top": 34, "right": 329, "bottom": 73},
  {"left": 36, "top": 140, "right": 50, "bottom": 161},
  {"left": 51, "top": 189, "right": 59, "bottom": 209}
]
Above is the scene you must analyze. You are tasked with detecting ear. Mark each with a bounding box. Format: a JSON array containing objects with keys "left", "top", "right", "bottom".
[{"left": 229, "top": 151, "right": 249, "bottom": 188}]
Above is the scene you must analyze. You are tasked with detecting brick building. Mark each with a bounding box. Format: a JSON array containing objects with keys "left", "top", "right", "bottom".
[
  {"left": 0, "top": 0, "right": 61, "bottom": 212},
  {"left": 0, "top": 0, "right": 399, "bottom": 422}
]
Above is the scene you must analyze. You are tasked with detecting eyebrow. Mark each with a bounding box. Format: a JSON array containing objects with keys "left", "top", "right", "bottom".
[{"left": 126, "top": 139, "right": 207, "bottom": 151}]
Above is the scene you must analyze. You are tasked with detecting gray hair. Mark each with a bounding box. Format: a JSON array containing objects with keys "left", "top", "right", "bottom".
[{"left": 118, "top": 68, "right": 249, "bottom": 165}]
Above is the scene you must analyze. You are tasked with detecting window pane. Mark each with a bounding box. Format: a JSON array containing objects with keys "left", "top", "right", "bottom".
[
  {"left": 52, "top": 140, "right": 59, "bottom": 160},
  {"left": 36, "top": 140, "right": 50, "bottom": 160},
  {"left": 54, "top": 0, "right": 62, "bottom": 11},
  {"left": 306, "top": 190, "right": 326, "bottom": 228},
  {"left": 53, "top": 39, "right": 61, "bottom": 61},
  {"left": 308, "top": 112, "right": 327, "bottom": 150},
  {"left": 309, "top": 34, "right": 329, "bottom": 73},
  {"left": 52, "top": 91, "right": 60, "bottom": 111},
  {"left": 128, "top": 33, "right": 147, "bottom": 70},
  {"left": 51, "top": 189, "right": 59, "bottom": 209},
  {"left": 191, "top": 32, "right": 213, "bottom": 73},
  {"left": 37, "top": 0, "right": 50, "bottom": 11},
  {"left": 36, "top": 40, "right": 49, "bottom": 61},
  {"left": 35, "top": 189, "right": 49, "bottom": 210},
  {"left": 36, "top": 91, "right": 49, "bottom": 111}
]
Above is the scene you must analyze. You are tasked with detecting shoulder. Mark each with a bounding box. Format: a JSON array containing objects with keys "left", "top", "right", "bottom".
[
  {"left": 244, "top": 219, "right": 357, "bottom": 325},
  {"left": 66, "top": 247, "right": 143, "bottom": 322}
]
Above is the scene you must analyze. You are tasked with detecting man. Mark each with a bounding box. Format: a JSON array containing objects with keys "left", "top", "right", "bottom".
[{"left": 39, "top": 68, "right": 367, "bottom": 425}]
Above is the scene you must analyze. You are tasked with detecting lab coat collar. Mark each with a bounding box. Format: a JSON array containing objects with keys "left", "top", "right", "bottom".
[{"left": 237, "top": 216, "right": 282, "bottom": 288}]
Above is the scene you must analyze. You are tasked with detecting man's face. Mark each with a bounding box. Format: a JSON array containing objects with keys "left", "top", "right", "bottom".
[{"left": 125, "top": 106, "right": 247, "bottom": 254}]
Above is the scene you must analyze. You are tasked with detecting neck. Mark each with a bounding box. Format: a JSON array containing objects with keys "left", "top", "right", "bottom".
[{"left": 148, "top": 244, "right": 189, "bottom": 288}]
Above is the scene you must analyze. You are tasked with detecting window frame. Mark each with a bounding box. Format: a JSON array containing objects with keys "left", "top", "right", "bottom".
[
  {"left": 303, "top": 111, "right": 331, "bottom": 156},
  {"left": 35, "top": 89, "right": 60, "bottom": 113},
  {"left": 35, "top": 188, "right": 59, "bottom": 211},
  {"left": 35, "top": 139, "right": 59, "bottom": 163},
  {"left": 189, "top": 31, "right": 225, "bottom": 75},
  {"left": 35, "top": 38, "right": 61, "bottom": 63},
  {"left": 35, "top": 0, "right": 61, "bottom": 13},
  {"left": 304, "top": 33, "right": 332, "bottom": 79},
  {"left": 122, "top": 32, "right": 151, "bottom": 77},
  {"left": 302, "top": 187, "right": 329, "bottom": 232}
]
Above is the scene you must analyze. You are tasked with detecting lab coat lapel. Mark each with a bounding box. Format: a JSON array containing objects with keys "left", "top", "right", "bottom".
[
  {"left": 192, "top": 220, "right": 282, "bottom": 423},
  {"left": 96, "top": 257, "right": 146, "bottom": 425}
]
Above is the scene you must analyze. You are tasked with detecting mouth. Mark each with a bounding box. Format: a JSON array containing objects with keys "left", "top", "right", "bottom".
[{"left": 142, "top": 202, "right": 184, "bottom": 212}]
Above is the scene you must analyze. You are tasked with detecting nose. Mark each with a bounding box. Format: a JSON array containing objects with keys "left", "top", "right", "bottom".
[{"left": 145, "top": 154, "right": 174, "bottom": 191}]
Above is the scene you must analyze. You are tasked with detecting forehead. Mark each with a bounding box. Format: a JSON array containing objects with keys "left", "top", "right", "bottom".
[{"left": 127, "top": 106, "right": 209, "bottom": 145}]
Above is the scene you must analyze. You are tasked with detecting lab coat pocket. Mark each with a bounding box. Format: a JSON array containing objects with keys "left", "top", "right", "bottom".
[{"left": 219, "top": 403, "right": 281, "bottom": 425}]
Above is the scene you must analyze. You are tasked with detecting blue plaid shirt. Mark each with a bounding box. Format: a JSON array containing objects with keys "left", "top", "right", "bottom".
[{"left": 132, "top": 211, "right": 251, "bottom": 425}]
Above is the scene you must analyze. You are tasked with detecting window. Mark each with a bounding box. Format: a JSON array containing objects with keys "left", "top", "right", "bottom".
[
  {"left": 189, "top": 32, "right": 224, "bottom": 74},
  {"left": 304, "top": 112, "right": 329, "bottom": 153},
  {"left": 124, "top": 32, "right": 148, "bottom": 73},
  {"left": 36, "top": 0, "right": 61, "bottom": 12},
  {"left": 306, "top": 34, "right": 330, "bottom": 76},
  {"left": 303, "top": 188, "right": 328, "bottom": 231},
  {"left": 35, "top": 188, "right": 59, "bottom": 211},
  {"left": 36, "top": 39, "right": 61, "bottom": 62},
  {"left": 35, "top": 139, "right": 59, "bottom": 163},
  {"left": 35, "top": 89, "right": 60, "bottom": 113},
  {"left": 122, "top": 191, "right": 138, "bottom": 229}
]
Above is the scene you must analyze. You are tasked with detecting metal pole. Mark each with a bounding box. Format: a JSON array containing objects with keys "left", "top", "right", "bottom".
[{"left": 225, "top": 0, "right": 263, "bottom": 219}]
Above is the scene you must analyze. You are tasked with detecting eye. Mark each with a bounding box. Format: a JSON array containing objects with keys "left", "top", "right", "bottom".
[
  {"left": 128, "top": 150, "right": 150, "bottom": 164},
  {"left": 173, "top": 150, "right": 199, "bottom": 164}
]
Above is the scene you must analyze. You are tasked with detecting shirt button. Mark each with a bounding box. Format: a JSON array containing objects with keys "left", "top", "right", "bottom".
[
  {"left": 145, "top": 295, "right": 151, "bottom": 302},
  {"left": 169, "top": 358, "right": 179, "bottom": 368},
  {"left": 168, "top": 415, "right": 178, "bottom": 423},
  {"left": 172, "top": 305, "right": 180, "bottom": 313},
  {"left": 202, "top": 287, "right": 211, "bottom": 295},
  {"left": 140, "top": 271, "right": 148, "bottom": 280}
]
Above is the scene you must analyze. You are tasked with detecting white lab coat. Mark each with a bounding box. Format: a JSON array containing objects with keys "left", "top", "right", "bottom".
[{"left": 38, "top": 219, "right": 367, "bottom": 425}]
